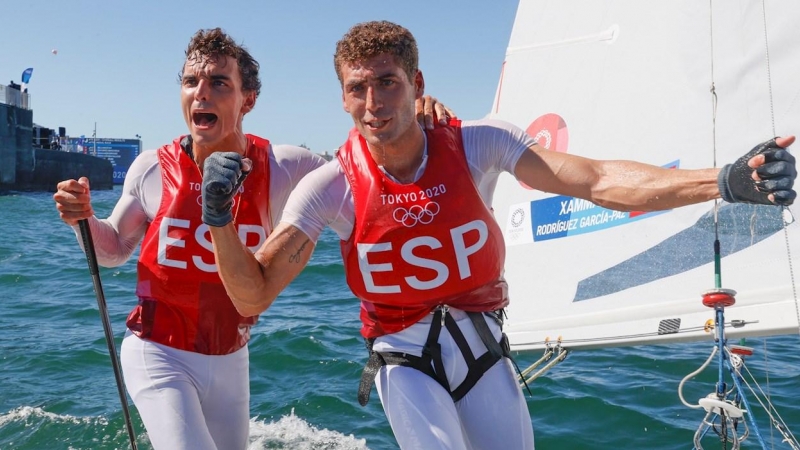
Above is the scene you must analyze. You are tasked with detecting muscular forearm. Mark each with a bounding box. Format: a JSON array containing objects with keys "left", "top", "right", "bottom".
[
  {"left": 209, "top": 224, "right": 272, "bottom": 316},
  {"left": 517, "top": 148, "right": 721, "bottom": 212},
  {"left": 591, "top": 162, "right": 720, "bottom": 211},
  {"left": 210, "top": 222, "right": 315, "bottom": 316}
]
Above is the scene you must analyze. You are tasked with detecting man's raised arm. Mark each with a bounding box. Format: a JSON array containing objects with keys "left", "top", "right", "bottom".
[
  {"left": 514, "top": 136, "right": 796, "bottom": 211},
  {"left": 210, "top": 222, "right": 315, "bottom": 317},
  {"left": 201, "top": 151, "right": 316, "bottom": 317}
]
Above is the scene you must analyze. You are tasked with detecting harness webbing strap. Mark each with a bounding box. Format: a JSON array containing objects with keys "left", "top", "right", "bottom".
[
  {"left": 357, "top": 340, "right": 383, "bottom": 406},
  {"left": 357, "top": 345, "right": 445, "bottom": 406},
  {"left": 468, "top": 310, "right": 504, "bottom": 361},
  {"left": 446, "top": 312, "right": 476, "bottom": 364},
  {"left": 426, "top": 309, "right": 451, "bottom": 393},
  {"left": 357, "top": 308, "right": 512, "bottom": 406},
  {"left": 447, "top": 310, "right": 510, "bottom": 400}
]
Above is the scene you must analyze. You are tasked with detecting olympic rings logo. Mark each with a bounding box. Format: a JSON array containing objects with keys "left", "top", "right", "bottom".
[
  {"left": 393, "top": 202, "right": 440, "bottom": 227},
  {"left": 510, "top": 208, "right": 525, "bottom": 227}
]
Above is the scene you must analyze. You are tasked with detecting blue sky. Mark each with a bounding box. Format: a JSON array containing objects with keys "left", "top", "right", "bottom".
[{"left": 2, "top": 1, "right": 519, "bottom": 153}]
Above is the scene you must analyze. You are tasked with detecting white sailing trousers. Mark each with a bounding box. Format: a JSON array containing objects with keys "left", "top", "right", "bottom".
[
  {"left": 374, "top": 310, "right": 535, "bottom": 449},
  {"left": 120, "top": 332, "right": 250, "bottom": 450}
]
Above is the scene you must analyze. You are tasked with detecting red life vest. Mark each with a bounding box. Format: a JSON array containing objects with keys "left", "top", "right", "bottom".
[
  {"left": 129, "top": 135, "right": 271, "bottom": 355},
  {"left": 339, "top": 121, "right": 509, "bottom": 338}
]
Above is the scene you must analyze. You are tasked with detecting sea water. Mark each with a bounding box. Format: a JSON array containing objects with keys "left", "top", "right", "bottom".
[{"left": 1, "top": 187, "right": 798, "bottom": 449}]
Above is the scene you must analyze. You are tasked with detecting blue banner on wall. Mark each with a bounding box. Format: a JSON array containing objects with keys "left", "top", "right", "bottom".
[{"left": 67, "top": 137, "right": 141, "bottom": 184}]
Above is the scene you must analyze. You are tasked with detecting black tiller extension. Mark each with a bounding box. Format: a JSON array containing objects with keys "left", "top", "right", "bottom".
[{"left": 78, "top": 219, "right": 138, "bottom": 450}]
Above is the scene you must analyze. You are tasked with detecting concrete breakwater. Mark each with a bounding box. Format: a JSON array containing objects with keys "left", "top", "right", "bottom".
[{"left": 1, "top": 101, "right": 112, "bottom": 193}]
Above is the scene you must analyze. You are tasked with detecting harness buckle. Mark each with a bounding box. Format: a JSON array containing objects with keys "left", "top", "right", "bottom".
[{"left": 438, "top": 304, "right": 449, "bottom": 326}]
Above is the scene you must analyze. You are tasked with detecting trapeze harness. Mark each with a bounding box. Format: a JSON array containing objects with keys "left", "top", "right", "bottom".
[
  {"left": 337, "top": 121, "right": 515, "bottom": 405},
  {"left": 129, "top": 135, "right": 272, "bottom": 355},
  {"left": 358, "top": 307, "right": 512, "bottom": 405}
]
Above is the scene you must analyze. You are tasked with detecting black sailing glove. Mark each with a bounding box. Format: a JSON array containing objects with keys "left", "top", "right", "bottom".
[
  {"left": 717, "top": 138, "right": 797, "bottom": 206},
  {"left": 202, "top": 152, "right": 250, "bottom": 227}
]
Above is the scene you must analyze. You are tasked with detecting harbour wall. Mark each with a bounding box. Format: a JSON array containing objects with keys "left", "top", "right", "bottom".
[{"left": 0, "top": 102, "right": 112, "bottom": 193}]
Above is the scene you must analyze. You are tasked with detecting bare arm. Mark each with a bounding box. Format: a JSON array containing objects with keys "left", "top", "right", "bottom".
[
  {"left": 516, "top": 134, "right": 797, "bottom": 210},
  {"left": 53, "top": 151, "right": 154, "bottom": 266},
  {"left": 210, "top": 222, "right": 316, "bottom": 317},
  {"left": 514, "top": 145, "right": 719, "bottom": 211}
]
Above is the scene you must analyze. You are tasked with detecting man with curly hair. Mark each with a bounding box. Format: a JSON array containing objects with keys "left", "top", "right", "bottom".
[
  {"left": 54, "top": 27, "right": 452, "bottom": 449},
  {"left": 205, "top": 21, "right": 795, "bottom": 449}
]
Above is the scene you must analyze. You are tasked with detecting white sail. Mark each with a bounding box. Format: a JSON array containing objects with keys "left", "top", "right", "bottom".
[{"left": 490, "top": 0, "right": 800, "bottom": 351}]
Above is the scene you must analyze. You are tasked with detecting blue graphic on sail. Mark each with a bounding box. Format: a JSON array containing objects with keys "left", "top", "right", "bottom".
[{"left": 572, "top": 203, "right": 785, "bottom": 301}]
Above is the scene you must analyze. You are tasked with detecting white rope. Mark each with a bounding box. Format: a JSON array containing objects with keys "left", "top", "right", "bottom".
[{"left": 678, "top": 346, "right": 717, "bottom": 409}]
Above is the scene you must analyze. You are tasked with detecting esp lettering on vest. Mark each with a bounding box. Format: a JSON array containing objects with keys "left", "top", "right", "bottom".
[
  {"left": 356, "top": 219, "right": 488, "bottom": 293},
  {"left": 157, "top": 217, "right": 266, "bottom": 272}
]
